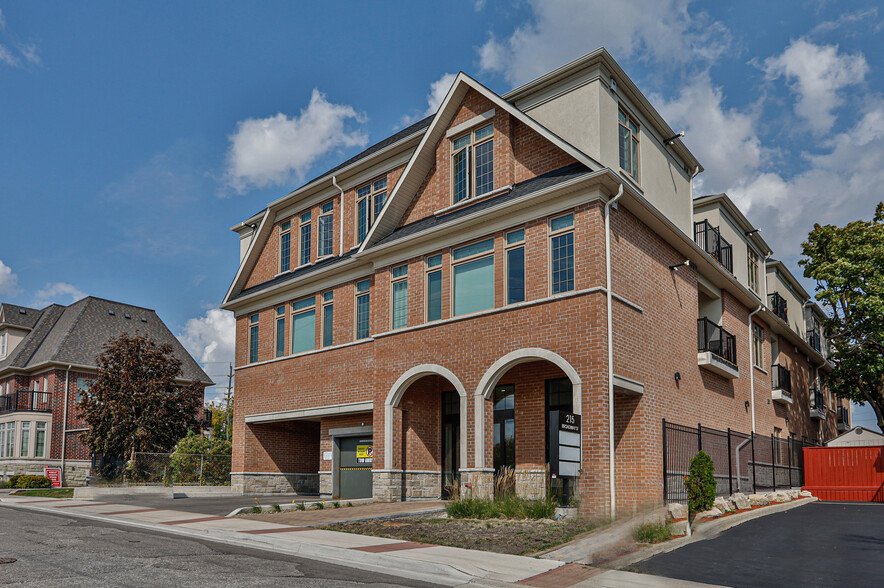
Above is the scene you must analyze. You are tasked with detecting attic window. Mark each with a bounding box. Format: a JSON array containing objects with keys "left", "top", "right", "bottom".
[
  {"left": 140, "top": 317, "right": 147, "bottom": 323},
  {"left": 451, "top": 123, "right": 494, "bottom": 204},
  {"left": 19, "top": 309, "right": 26, "bottom": 314},
  {"left": 108, "top": 310, "right": 115, "bottom": 316},
  {"left": 124, "top": 313, "right": 131, "bottom": 319}
]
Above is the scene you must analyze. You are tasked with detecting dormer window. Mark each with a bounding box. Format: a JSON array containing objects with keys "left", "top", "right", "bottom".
[
  {"left": 0, "top": 331, "right": 6, "bottom": 358},
  {"left": 356, "top": 177, "right": 388, "bottom": 243},
  {"left": 279, "top": 220, "right": 292, "bottom": 273},
  {"left": 618, "top": 108, "right": 639, "bottom": 182},
  {"left": 452, "top": 123, "right": 494, "bottom": 204}
]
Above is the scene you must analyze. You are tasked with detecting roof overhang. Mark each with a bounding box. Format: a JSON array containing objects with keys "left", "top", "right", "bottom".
[{"left": 693, "top": 193, "right": 773, "bottom": 256}]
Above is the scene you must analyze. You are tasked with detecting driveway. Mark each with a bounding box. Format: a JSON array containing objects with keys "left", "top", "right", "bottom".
[
  {"left": 634, "top": 502, "right": 884, "bottom": 588},
  {"left": 95, "top": 493, "right": 307, "bottom": 516}
]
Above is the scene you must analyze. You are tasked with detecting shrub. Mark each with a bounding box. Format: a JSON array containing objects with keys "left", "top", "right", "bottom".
[
  {"left": 332, "top": 501, "right": 341, "bottom": 509},
  {"left": 296, "top": 502, "right": 306, "bottom": 511},
  {"left": 444, "top": 495, "right": 558, "bottom": 520},
  {"left": 271, "top": 503, "right": 281, "bottom": 512},
  {"left": 312, "top": 502, "right": 324, "bottom": 510},
  {"left": 249, "top": 506, "right": 261, "bottom": 514},
  {"left": 633, "top": 522, "right": 671, "bottom": 544},
  {"left": 10, "top": 475, "right": 52, "bottom": 489},
  {"left": 684, "top": 451, "right": 716, "bottom": 515}
]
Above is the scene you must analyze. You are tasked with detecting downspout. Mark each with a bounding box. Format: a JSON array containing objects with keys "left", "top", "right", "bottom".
[
  {"left": 332, "top": 175, "right": 345, "bottom": 254},
  {"left": 60, "top": 365, "right": 71, "bottom": 486},
  {"left": 605, "top": 182, "right": 624, "bottom": 520},
  {"left": 748, "top": 306, "right": 762, "bottom": 433}
]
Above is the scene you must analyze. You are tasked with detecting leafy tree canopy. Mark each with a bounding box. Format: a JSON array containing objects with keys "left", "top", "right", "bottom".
[
  {"left": 801, "top": 202, "right": 884, "bottom": 431},
  {"left": 78, "top": 333, "right": 204, "bottom": 459}
]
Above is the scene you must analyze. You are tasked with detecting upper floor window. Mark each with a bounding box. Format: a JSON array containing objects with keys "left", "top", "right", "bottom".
[
  {"left": 318, "top": 201, "right": 334, "bottom": 257},
  {"left": 452, "top": 238, "right": 495, "bottom": 316},
  {"left": 279, "top": 220, "right": 292, "bottom": 273},
  {"left": 291, "top": 296, "right": 316, "bottom": 354},
  {"left": 550, "top": 214, "right": 575, "bottom": 294},
  {"left": 275, "top": 306, "right": 286, "bottom": 358},
  {"left": 506, "top": 229, "right": 526, "bottom": 304},
  {"left": 752, "top": 324, "right": 764, "bottom": 368},
  {"left": 391, "top": 265, "right": 409, "bottom": 329},
  {"left": 0, "top": 331, "right": 6, "bottom": 357},
  {"left": 355, "top": 279, "right": 371, "bottom": 340},
  {"left": 356, "top": 177, "right": 387, "bottom": 243},
  {"left": 248, "top": 313, "right": 259, "bottom": 364},
  {"left": 618, "top": 108, "right": 639, "bottom": 181},
  {"left": 452, "top": 123, "right": 494, "bottom": 204},
  {"left": 426, "top": 254, "right": 443, "bottom": 322},
  {"left": 76, "top": 378, "right": 93, "bottom": 403},
  {"left": 747, "top": 249, "right": 760, "bottom": 293},
  {"left": 322, "top": 291, "right": 334, "bottom": 348},
  {"left": 299, "top": 212, "right": 312, "bottom": 266}
]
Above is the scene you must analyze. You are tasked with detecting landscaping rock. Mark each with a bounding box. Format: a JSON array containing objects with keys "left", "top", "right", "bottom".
[
  {"left": 713, "top": 497, "right": 733, "bottom": 512},
  {"left": 732, "top": 492, "right": 751, "bottom": 510},
  {"left": 774, "top": 491, "right": 791, "bottom": 503},
  {"left": 786, "top": 489, "right": 799, "bottom": 499},
  {"left": 799, "top": 490, "right": 813, "bottom": 498},
  {"left": 748, "top": 494, "right": 770, "bottom": 506},
  {"left": 695, "top": 507, "right": 722, "bottom": 521},
  {"left": 667, "top": 519, "right": 688, "bottom": 537},
  {"left": 667, "top": 503, "right": 687, "bottom": 520}
]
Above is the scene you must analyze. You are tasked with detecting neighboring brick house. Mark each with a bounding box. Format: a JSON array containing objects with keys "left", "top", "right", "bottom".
[
  {"left": 220, "top": 48, "right": 847, "bottom": 515},
  {"left": 0, "top": 297, "right": 212, "bottom": 485}
]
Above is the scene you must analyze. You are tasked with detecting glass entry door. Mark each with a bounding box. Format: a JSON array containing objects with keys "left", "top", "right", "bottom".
[{"left": 441, "top": 390, "right": 460, "bottom": 498}]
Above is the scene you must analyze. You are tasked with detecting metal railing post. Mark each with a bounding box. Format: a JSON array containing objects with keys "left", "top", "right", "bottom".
[
  {"left": 698, "top": 423, "right": 702, "bottom": 452},
  {"left": 771, "top": 434, "right": 777, "bottom": 490},
  {"left": 200, "top": 454, "right": 204, "bottom": 486},
  {"left": 727, "top": 428, "right": 733, "bottom": 496},
  {"left": 788, "top": 437, "right": 793, "bottom": 488},
  {"left": 662, "top": 419, "right": 668, "bottom": 502},
  {"left": 751, "top": 434, "right": 757, "bottom": 494}
]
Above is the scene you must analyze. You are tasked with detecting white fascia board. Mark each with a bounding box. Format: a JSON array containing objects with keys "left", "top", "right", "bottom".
[
  {"left": 245, "top": 401, "right": 374, "bottom": 424},
  {"left": 222, "top": 209, "right": 270, "bottom": 307},
  {"left": 693, "top": 194, "right": 773, "bottom": 255}
]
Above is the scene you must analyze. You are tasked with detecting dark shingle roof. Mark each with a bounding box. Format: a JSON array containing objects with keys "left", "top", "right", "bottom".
[
  {"left": 0, "top": 297, "right": 211, "bottom": 384},
  {"left": 0, "top": 303, "right": 42, "bottom": 329},
  {"left": 234, "top": 249, "right": 357, "bottom": 302}
]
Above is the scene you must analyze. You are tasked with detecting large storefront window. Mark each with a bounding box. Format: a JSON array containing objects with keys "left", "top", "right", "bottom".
[{"left": 493, "top": 384, "right": 515, "bottom": 473}]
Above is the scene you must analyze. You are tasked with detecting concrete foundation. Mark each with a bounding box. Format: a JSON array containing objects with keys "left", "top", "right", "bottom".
[
  {"left": 230, "top": 472, "right": 319, "bottom": 494},
  {"left": 514, "top": 469, "right": 547, "bottom": 499},
  {"left": 0, "top": 459, "right": 89, "bottom": 487},
  {"left": 460, "top": 468, "right": 494, "bottom": 499}
]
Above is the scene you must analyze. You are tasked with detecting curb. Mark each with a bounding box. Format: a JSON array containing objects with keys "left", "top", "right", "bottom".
[
  {"left": 609, "top": 497, "right": 818, "bottom": 568},
  {"left": 226, "top": 497, "right": 375, "bottom": 517}
]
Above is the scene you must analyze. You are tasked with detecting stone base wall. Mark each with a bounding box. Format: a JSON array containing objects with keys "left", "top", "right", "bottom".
[
  {"left": 460, "top": 469, "right": 493, "bottom": 499},
  {"left": 0, "top": 459, "right": 90, "bottom": 487},
  {"left": 515, "top": 469, "right": 546, "bottom": 500},
  {"left": 404, "top": 471, "right": 441, "bottom": 500},
  {"left": 373, "top": 470, "right": 403, "bottom": 501},
  {"left": 319, "top": 472, "right": 332, "bottom": 497},
  {"left": 231, "top": 473, "right": 319, "bottom": 494}
]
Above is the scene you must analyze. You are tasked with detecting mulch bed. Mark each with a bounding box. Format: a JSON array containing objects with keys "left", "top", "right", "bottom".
[{"left": 323, "top": 516, "right": 598, "bottom": 556}]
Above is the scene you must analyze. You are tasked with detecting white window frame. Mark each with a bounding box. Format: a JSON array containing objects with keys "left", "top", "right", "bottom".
[
  {"left": 355, "top": 176, "right": 388, "bottom": 244},
  {"left": 390, "top": 265, "right": 409, "bottom": 330},
  {"left": 548, "top": 213, "right": 576, "bottom": 295},
  {"left": 290, "top": 296, "right": 317, "bottom": 354},
  {"left": 450, "top": 123, "right": 494, "bottom": 205},
  {"left": 354, "top": 278, "right": 372, "bottom": 340},
  {"left": 618, "top": 107, "right": 640, "bottom": 182},
  {"left": 450, "top": 237, "right": 496, "bottom": 316},
  {"left": 279, "top": 219, "right": 292, "bottom": 273}
]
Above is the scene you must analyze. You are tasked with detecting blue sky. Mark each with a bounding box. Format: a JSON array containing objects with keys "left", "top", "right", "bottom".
[{"left": 0, "top": 1, "right": 882, "bottom": 427}]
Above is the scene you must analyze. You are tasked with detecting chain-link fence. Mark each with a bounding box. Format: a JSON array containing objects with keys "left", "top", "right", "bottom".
[
  {"left": 663, "top": 419, "right": 816, "bottom": 503},
  {"left": 90, "top": 453, "right": 231, "bottom": 486}
]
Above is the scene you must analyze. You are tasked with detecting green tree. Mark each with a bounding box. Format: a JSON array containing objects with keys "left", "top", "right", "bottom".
[
  {"left": 206, "top": 400, "right": 234, "bottom": 442},
  {"left": 801, "top": 203, "right": 884, "bottom": 432},
  {"left": 684, "top": 451, "right": 715, "bottom": 516},
  {"left": 78, "top": 333, "right": 204, "bottom": 459}
]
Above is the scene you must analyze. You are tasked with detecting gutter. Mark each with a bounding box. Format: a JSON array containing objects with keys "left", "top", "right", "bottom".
[
  {"left": 748, "top": 306, "right": 762, "bottom": 433},
  {"left": 604, "top": 182, "right": 624, "bottom": 519},
  {"left": 61, "top": 364, "right": 71, "bottom": 486}
]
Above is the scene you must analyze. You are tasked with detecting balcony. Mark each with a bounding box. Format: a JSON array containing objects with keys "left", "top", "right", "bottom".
[
  {"left": 697, "top": 318, "right": 739, "bottom": 378},
  {"left": 807, "top": 330, "right": 822, "bottom": 354},
  {"left": 694, "top": 220, "right": 733, "bottom": 273},
  {"left": 809, "top": 388, "right": 826, "bottom": 420},
  {"left": 837, "top": 406, "right": 850, "bottom": 432},
  {"left": 769, "top": 292, "right": 788, "bottom": 323},
  {"left": 0, "top": 390, "right": 52, "bottom": 415},
  {"left": 771, "top": 364, "right": 793, "bottom": 404}
]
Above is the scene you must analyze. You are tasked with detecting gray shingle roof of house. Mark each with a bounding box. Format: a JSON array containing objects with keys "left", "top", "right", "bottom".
[
  {"left": 0, "top": 303, "right": 42, "bottom": 329},
  {"left": 0, "top": 297, "right": 211, "bottom": 385}
]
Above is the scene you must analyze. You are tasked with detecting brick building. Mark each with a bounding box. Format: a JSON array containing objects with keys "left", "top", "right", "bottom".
[
  {"left": 0, "top": 297, "right": 211, "bottom": 485},
  {"left": 221, "top": 48, "right": 848, "bottom": 515}
]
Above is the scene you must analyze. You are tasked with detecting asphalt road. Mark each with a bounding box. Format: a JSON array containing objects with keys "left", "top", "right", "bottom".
[
  {"left": 95, "top": 492, "right": 307, "bottom": 515},
  {"left": 634, "top": 502, "right": 884, "bottom": 588},
  {"left": 0, "top": 506, "right": 439, "bottom": 587}
]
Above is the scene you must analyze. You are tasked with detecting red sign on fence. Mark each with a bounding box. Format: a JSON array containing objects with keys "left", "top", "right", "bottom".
[
  {"left": 43, "top": 466, "right": 61, "bottom": 488},
  {"left": 803, "top": 446, "right": 884, "bottom": 502}
]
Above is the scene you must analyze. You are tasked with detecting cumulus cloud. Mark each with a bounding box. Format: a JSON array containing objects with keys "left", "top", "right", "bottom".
[
  {"left": 425, "top": 73, "right": 457, "bottom": 116},
  {"left": 178, "top": 308, "right": 236, "bottom": 366},
  {"left": 762, "top": 39, "right": 868, "bottom": 136},
  {"left": 0, "top": 259, "right": 19, "bottom": 296},
  {"left": 0, "top": 9, "right": 41, "bottom": 68},
  {"left": 478, "top": 0, "right": 730, "bottom": 85},
  {"left": 225, "top": 89, "right": 368, "bottom": 193},
  {"left": 32, "top": 282, "right": 86, "bottom": 307}
]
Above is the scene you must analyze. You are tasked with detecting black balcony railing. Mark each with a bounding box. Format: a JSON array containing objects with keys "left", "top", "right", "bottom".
[
  {"left": 837, "top": 406, "right": 849, "bottom": 424},
  {"left": 0, "top": 390, "right": 52, "bottom": 414},
  {"left": 698, "top": 318, "right": 737, "bottom": 366},
  {"left": 807, "top": 330, "right": 821, "bottom": 353},
  {"left": 810, "top": 388, "right": 826, "bottom": 412},
  {"left": 769, "top": 292, "right": 788, "bottom": 322},
  {"left": 771, "top": 364, "right": 792, "bottom": 394},
  {"left": 694, "top": 220, "right": 733, "bottom": 273}
]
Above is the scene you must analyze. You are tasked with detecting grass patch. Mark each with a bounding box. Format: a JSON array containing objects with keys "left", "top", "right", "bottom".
[
  {"left": 445, "top": 495, "right": 558, "bottom": 520},
  {"left": 632, "top": 521, "right": 671, "bottom": 544},
  {"left": 12, "top": 488, "right": 74, "bottom": 498}
]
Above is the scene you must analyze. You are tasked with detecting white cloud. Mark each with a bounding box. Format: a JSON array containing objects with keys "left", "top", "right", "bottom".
[
  {"left": 178, "top": 308, "right": 236, "bottom": 366},
  {"left": 762, "top": 39, "right": 868, "bottom": 136},
  {"left": 425, "top": 73, "right": 457, "bottom": 116},
  {"left": 225, "top": 89, "right": 368, "bottom": 193},
  {"left": 0, "top": 259, "right": 19, "bottom": 296},
  {"left": 0, "top": 44, "right": 18, "bottom": 67},
  {"left": 0, "top": 8, "right": 6, "bottom": 29},
  {"left": 477, "top": 0, "right": 730, "bottom": 85},
  {"left": 809, "top": 8, "right": 880, "bottom": 36},
  {"left": 32, "top": 282, "right": 86, "bottom": 307},
  {"left": 18, "top": 43, "right": 39, "bottom": 65},
  {"left": 654, "top": 72, "right": 764, "bottom": 195}
]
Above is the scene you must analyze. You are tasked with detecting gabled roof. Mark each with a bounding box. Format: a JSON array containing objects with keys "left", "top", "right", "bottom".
[
  {"left": 359, "top": 72, "right": 602, "bottom": 251},
  {"left": 0, "top": 303, "right": 41, "bottom": 330},
  {"left": 694, "top": 193, "right": 773, "bottom": 256},
  {"left": 0, "top": 297, "right": 212, "bottom": 385}
]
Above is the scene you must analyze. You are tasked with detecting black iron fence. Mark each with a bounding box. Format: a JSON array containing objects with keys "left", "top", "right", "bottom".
[
  {"left": 771, "top": 364, "right": 792, "bottom": 394},
  {"left": 769, "top": 292, "right": 788, "bottom": 322},
  {"left": 663, "top": 419, "right": 816, "bottom": 503},
  {"left": 89, "top": 452, "right": 231, "bottom": 486},
  {"left": 0, "top": 391, "right": 52, "bottom": 414},
  {"left": 697, "top": 318, "right": 737, "bottom": 365},
  {"left": 694, "top": 220, "right": 733, "bottom": 273}
]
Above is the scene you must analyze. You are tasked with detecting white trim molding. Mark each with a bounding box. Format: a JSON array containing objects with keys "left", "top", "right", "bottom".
[{"left": 245, "top": 401, "right": 373, "bottom": 424}]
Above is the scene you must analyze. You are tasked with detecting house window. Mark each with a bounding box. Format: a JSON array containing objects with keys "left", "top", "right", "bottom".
[
  {"left": 451, "top": 123, "right": 494, "bottom": 204},
  {"left": 76, "top": 378, "right": 92, "bottom": 403},
  {"left": 0, "top": 423, "right": 5, "bottom": 458},
  {"left": 19, "top": 421, "right": 30, "bottom": 457},
  {"left": 291, "top": 297, "right": 316, "bottom": 354},
  {"left": 279, "top": 220, "right": 292, "bottom": 273},
  {"left": 426, "top": 254, "right": 443, "bottom": 322},
  {"left": 322, "top": 291, "right": 334, "bottom": 348},
  {"left": 391, "top": 265, "right": 408, "bottom": 329},
  {"left": 319, "top": 201, "right": 334, "bottom": 257},
  {"left": 248, "top": 313, "right": 259, "bottom": 364},
  {"left": 550, "top": 214, "right": 575, "bottom": 294},
  {"left": 355, "top": 279, "right": 371, "bottom": 339},
  {"left": 493, "top": 384, "right": 515, "bottom": 472},
  {"left": 34, "top": 422, "right": 46, "bottom": 458},
  {"left": 748, "top": 249, "right": 759, "bottom": 293},
  {"left": 356, "top": 177, "right": 387, "bottom": 243},
  {"left": 753, "top": 324, "right": 764, "bottom": 368},
  {"left": 4, "top": 422, "right": 13, "bottom": 457},
  {"left": 452, "top": 238, "right": 495, "bottom": 316},
  {"left": 618, "top": 108, "right": 640, "bottom": 181},
  {"left": 506, "top": 229, "right": 525, "bottom": 304},
  {"left": 299, "top": 212, "right": 312, "bottom": 266},
  {"left": 0, "top": 332, "right": 6, "bottom": 357},
  {"left": 275, "top": 306, "right": 286, "bottom": 358}
]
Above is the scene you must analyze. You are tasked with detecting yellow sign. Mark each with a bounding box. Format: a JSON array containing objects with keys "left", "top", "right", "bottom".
[{"left": 357, "top": 445, "right": 373, "bottom": 459}]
